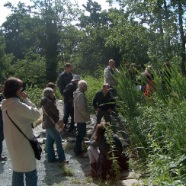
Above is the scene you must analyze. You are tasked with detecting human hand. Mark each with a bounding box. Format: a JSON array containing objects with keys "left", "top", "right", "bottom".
[{"left": 21, "top": 92, "right": 28, "bottom": 99}]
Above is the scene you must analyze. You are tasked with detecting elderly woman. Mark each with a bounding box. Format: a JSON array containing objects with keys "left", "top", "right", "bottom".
[
  {"left": 40, "top": 87, "right": 67, "bottom": 163},
  {"left": 73, "top": 80, "right": 90, "bottom": 157},
  {"left": 1, "top": 77, "right": 40, "bottom": 186}
]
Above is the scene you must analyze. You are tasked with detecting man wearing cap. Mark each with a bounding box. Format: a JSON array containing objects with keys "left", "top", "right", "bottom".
[
  {"left": 93, "top": 83, "right": 115, "bottom": 125},
  {"left": 63, "top": 75, "right": 80, "bottom": 132},
  {"left": 57, "top": 63, "right": 73, "bottom": 97}
]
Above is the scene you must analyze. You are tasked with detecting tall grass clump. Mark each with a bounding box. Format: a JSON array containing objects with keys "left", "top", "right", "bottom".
[
  {"left": 84, "top": 74, "right": 104, "bottom": 113},
  {"left": 116, "top": 64, "right": 186, "bottom": 185}
]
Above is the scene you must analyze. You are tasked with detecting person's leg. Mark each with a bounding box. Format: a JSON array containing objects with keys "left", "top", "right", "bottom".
[
  {"left": 96, "top": 111, "right": 103, "bottom": 124},
  {"left": 87, "top": 146, "right": 99, "bottom": 164},
  {"left": 46, "top": 129, "right": 56, "bottom": 162},
  {"left": 63, "top": 102, "right": 70, "bottom": 128},
  {"left": 74, "top": 123, "right": 86, "bottom": 155},
  {"left": 25, "top": 169, "right": 38, "bottom": 186},
  {"left": 68, "top": 107, "right": 75, "bottom": 132},
  {"left": 47, "top": 128, "right": 66, "bottom": 162},
  {"left": 0, "top": 127, "right": 3, "bottom": 155},
  {"left": 103, "top": 111, "right": 111, "bottom": 123},
  {"left": 12, "top": 171, "right": 24, "bottom": 186},
  {"left": 0, "top": 128, "right": 6, "bottom": 161}
]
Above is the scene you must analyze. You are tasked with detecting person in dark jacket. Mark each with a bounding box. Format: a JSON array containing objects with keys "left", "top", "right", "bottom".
[
  {"left": 0, "top": 87, "right": 7, "bottom": 161},
  {"left": 40, "top": 87, "right": 68, "bottom": 163},
  {"left": 93, "top": 83, "right": 115, "bottom": 124},
  {"left": 63, "top": 75, "right": 80, "bottom": 132},
  {"left": 57, "top": 63, "right": 73, "bottom": 96}
]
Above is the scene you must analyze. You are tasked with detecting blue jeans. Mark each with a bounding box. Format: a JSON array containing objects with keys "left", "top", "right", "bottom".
[
  {"left": 74, "top": 123, "right": 86, "bottom": 155},
  {"left": 46, "top": 128, "right": 66, "bottom": 162},
  {"left": 12, "top": 169, "right": 37, "bottom": 186}
]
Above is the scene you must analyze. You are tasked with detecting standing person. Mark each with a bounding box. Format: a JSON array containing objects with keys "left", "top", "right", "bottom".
[
  {"left": 40, "top": 87, "right": 68, "bottom": 163},
  {"left": 1, "top": 77, "right": 41, "bottom": 186},
  {"left": 142, "top": 65, "right": 156, "bottom": 96},
  {"left": 93, "top": 83, "right": 115, "bottom": 125},
  {"left": 73, "top": 80, "right": 90, "bottom": 157},
  {"left": 0, "top": 86, "right": 7, "bottom": 161},
  {"left": 104, "top": 59, "right": 119, "bottom": 97},
  {"left": 63, "top": 75, "right": 80, "bottom": 132},
  {"left": 57, "top": 63, "right": 73, "bottom": 97}
]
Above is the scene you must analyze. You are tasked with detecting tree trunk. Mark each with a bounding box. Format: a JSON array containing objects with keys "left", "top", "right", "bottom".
[{"left": 178, "top": 0, "right": 186, "bottom": 75}]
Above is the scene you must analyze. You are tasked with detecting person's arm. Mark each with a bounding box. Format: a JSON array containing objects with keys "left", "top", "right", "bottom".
[
  {"left": 63, "top": 84, "right": 72, "bottom": 97},
  {"left": 93, "top": 93, "right": 98, "bottom": 110},
  {"left": 77, "top": 94, "right": 90, "bottom": 121},
  {"left": 48, "top": 101, "right": 59, "bottom": 123},
  {"left": 104, "top": 67, "right": 111, "bottom": 83},
  {"left": 57, "top": 74, "right": 65, "bottom": 95}
]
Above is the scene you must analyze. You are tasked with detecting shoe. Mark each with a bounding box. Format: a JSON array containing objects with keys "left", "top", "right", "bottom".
[
  {"left": 58, "top": 159, "right": 69, "bottom": 164},
  {"left": 0, "top": 156, "right": 7, "bottom": 161},
  {"left": 76, "top": 152, "right": 88, "bottom": 158},
  {"left": 48, "top": 158, "right": 59, "bottom": 163}
]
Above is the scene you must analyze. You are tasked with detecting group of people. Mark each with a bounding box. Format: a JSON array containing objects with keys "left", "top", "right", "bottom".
[{"left": 0, "top": 58, "right": 128, "bottom": 186}]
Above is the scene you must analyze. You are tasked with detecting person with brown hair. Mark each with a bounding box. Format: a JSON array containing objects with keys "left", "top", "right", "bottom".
[
  {"left": 1, "top": 77, "right": 40, "bottom": 186},
  {"left": 86, "top": 122, "right": 129, "bottom": 180}
]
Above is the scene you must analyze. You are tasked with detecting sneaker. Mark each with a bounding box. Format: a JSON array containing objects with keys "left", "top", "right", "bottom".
[{"left": 0, "top": 156, "right": 7, "bottom": 161}]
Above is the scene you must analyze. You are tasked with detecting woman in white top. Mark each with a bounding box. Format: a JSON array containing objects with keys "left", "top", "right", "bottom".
[{"left": 1, "top": 77, "right": 40, "bottom": 186}]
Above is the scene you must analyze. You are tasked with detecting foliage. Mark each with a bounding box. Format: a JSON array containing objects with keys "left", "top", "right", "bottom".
[
  {"left": 116, "top": 64, "right": 186, "bottom": 184},
  {"left": 84, "top": 73, "right": 104, "bottom": 113}
]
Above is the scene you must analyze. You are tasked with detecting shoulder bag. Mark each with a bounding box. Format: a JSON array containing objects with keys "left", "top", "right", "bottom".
[{"left": 42, "top": 107, "right": 64, "bottom": 132}]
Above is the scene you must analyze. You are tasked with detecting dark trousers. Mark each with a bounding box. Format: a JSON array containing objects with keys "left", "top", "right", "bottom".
[
  {"left": 96, "top": 111, "right": 111, "bottom": 124},
  {"left": 0, "top": 127, "right": 4, "bottom": 155},
  {"left": 74, "top": 123, "right": 86, "bottom": 155},
  {"left": 63, "top": 101, "right": 74, "bottom": 131}
]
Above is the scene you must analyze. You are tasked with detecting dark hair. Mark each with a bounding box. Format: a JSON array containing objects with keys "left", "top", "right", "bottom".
[
  {"left": 46, "top": 82, "right": 56, "bottom": 90},
  {"left": 64, "top": 63, "right": 71, "bottom": 68},
  {"left": 3, "top": 77, "right": 23, "bottom": 98}
]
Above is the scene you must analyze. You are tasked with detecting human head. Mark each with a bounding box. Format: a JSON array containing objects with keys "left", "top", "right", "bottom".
[
  {"left": 46, "top": 82, "right": 56, "bottom": 92},
  {"left": 108, "top": 59, "right": 115, "bottom": 69},
  {"left": 3, "top": 77, "right": 23, "bottom": 98},
  {"left": 102, "top": 83, "right": 110, "bottom": 94},
  {"left": 78, "top": 80, "right": 88, "bottom": 92},
  {"left": 43, "top": 87, "right": 54, "bottom": 99},
  {"left": 71, "top": 74, "right": 80, "bottom": 84},
  {"left": 64, "top": 63, "right": 72, "bottom": 74},
  {"left": 146, "top": 65, "right": 152, "bottom": 72}
]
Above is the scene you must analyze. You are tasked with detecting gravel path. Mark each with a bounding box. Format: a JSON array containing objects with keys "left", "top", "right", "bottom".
[
  {"left": 0, "top": 122, "right": 99, "bottom": 186},
  {"left": 0, "top": 100, "right": 142, "bottom": 186}
]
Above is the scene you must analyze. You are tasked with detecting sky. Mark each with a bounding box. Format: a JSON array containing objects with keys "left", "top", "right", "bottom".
[{"left": 0, "top": 0, "right": 118, "bottom": 26}]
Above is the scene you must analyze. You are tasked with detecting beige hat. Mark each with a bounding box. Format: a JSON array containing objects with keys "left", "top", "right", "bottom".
[{"left": 72, "top": 75, "right": 80, "bottom": 81}]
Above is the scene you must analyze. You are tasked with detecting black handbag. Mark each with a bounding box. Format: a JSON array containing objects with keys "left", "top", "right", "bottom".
[{"left": 6, "top": 110, "right": 42, "bottom": 160}]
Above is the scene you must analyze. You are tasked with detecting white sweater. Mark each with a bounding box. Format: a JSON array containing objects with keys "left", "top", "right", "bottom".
[{"left": 2, "top": 97, "right": 40, "bottom": 172}]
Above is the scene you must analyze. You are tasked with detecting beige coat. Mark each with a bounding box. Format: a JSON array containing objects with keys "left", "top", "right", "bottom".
[
  {"left": 73, "top": 89, "right": 90, "bottom": 123},
  {"left": 2, "top": 97, "right": 40, "bottom": 172}
]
